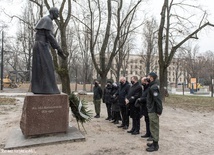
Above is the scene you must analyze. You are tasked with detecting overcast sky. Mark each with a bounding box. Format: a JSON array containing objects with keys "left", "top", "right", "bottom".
[{"left": 1, "top": 0, "right": 214, "bottom": 53}]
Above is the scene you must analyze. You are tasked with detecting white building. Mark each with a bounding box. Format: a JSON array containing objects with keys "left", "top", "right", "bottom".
[{"left": 93, "top": 54, "right": 185, "bottom": 85}]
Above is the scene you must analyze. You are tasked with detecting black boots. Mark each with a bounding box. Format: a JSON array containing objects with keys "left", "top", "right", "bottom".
[
  {"left": 146, "top": 141, "right": 159, "bottom": 152},
  {"left": 141, "top": 133, "right": 150, "bottom": 138},
  {"left": 114, "top": 120, "right": 119, "bottom": 124},
  {"left": 131, "top": 131, "right": 140, "bottom": 135},
  {"left": 127, "top": 129, "right": 134, "bottom": 133},
  {"left": 105, "top": 117, "right": 112, "bottom": 121},
  {"left": 94, "top": 114, "right": 100, "bottom": 118},
  {"left": 112, "top": 112, "right": 119, "bottom": 124}
]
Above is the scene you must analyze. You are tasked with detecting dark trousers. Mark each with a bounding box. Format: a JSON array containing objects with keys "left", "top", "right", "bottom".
[
  {"left": 120, "top": 105, "right": 129, "bottom": 127},
  {"left": 131, "top": 117, "right": 140, "bottom": 132},
  {"left": 105, "top": 103, "right": 112, "bottom": 118},
  {"left": 114, "top": 111, "right": 120, "bottom": 121},
  {"left": 145, "top": 115, "right": 151, "bottom": 136}
]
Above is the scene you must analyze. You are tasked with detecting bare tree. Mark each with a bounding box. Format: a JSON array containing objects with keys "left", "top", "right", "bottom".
[
  {"left": 173, "top": 52, "right": 185, "bottom": 87},
  {"left": 184, "top": 45, "right": 200, "bottom": 80},
  {"left": 141, "top": 18, "right": 158, "bottom": 75},
  {"left": 84, "top": 0, "right": 142, "bottom": 89},
  {"left": 3, "top": 2, "right": 36, "bottom": 82},
  {"left": 203, "top": 50, "right": 214, "bottom": 84},
  {"left": 72, "top": 16, "right": 93, "bottom": 90},
  {"left": 111, "top": 37, "right": 134, "bottom": 82},
  {"left": 158, "top": 0, "right": 214, "bottom": 99}
]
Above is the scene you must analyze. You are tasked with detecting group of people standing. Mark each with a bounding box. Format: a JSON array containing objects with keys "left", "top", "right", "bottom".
[{"left": 93, "top": 72, "right": 163, "bottom": 152}]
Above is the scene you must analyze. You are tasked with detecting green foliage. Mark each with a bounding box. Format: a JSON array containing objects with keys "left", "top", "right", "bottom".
[{"left": 69, "top": 93, "right": 92, "bottom": 131}]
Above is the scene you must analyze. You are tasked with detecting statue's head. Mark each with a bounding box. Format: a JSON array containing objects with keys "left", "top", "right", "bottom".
[{"left": 49, "top": 7, "right": 59, "bottom": 20}]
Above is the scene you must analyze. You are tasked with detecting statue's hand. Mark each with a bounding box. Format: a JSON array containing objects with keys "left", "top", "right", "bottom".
[{"left": 57, "top": 48, "right": 67, "bottom": 60}]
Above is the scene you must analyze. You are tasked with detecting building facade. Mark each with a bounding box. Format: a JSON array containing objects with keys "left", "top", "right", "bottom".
[{"left": 93, "top": 54, "right": 185, "bottom": 85}]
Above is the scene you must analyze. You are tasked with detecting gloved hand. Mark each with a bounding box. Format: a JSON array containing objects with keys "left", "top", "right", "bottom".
[
  {"left": 57, "top": 48, "right": 67, "bottom": 60},
  {"left": 136, "top": 98, "right": 141, "bottom": 102},
  {"left": 134, "top": 98, "right": 141, "bottom": 108}
]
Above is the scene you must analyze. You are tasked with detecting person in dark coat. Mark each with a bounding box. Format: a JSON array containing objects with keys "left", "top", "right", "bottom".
[
  {"left": 103, "top": 81, "right": 113, "bottom": 121},
  {"left": 126, "top": 76, "right": 143, "bottom": 135},
  {"left": 93, "top": 81, "right": 103, "bottom": 118},
  {"left": 32, "top": 7, "right": 66, "bottom": 94},
  {"left": 117, "top": 77, "right": 130, "bottom": 129},
  {"left": 137, "top": 77, "right": 151, "bottom": 138},
  {"left": 111, "top": 83, "right": 121, "bottom": 124}
]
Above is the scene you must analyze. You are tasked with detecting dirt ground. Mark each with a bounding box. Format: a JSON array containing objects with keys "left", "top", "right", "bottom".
[{"left": 0, "top": 96, "right": 214, "bottom": 155}]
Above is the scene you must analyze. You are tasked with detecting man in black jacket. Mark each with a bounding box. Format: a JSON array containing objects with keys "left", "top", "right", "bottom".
[
  {"left": 93, "top": 81, "right": 103, "bottom": 118},
  {"left": 117, "top": 77, "right": 130, "bottom": 129},
  {"left": 125, "top": 76, "right": 142, "bottom": 135},
  {"left": 146, "top": 72, "right": 163, "bottom": 152},
  {"left": 103, "top": 81, "right": 113, "bottom": 121},
  {"left": 111, "top": 83, "right": 120, "bottom": 124},
  {"left": 137, "top": 77, "right": 151, "bottom": 138}
]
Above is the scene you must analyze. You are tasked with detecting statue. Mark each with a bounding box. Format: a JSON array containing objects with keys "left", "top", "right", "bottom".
[{"left": 31, "top": 7, "right": 66, "bottom": 94}]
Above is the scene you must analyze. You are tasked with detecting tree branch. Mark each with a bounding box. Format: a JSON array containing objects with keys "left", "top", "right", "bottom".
[{"left": 167, "top": 22, "right": 214, "bottom": 66}]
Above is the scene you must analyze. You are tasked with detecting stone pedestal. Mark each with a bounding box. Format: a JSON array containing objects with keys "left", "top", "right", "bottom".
[{"left": 20, "top": 93, "right": 69, "bottom": 137}]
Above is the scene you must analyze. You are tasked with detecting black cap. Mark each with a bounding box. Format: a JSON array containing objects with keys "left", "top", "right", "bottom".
[
  {"left": 107, "top": 80, "right": 112, "bottom": 84},
  {"left": 149, "top": 72, "right": 157, "bottom": 80}
]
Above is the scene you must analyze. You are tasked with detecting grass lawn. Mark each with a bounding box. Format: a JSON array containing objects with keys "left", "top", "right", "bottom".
[
  {"left": 165, "top": 95, "right": 214, "bottom": 112},
  {"left": 1, "top": 94, "right": 213, "bottom": 112}
]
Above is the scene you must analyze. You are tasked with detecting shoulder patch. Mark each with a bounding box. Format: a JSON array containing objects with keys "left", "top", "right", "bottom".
[{"left": 153, "top": 91, "right": 158, "bottom": 97}]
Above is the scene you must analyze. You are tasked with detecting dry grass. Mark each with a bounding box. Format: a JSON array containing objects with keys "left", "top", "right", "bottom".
[
  {"left": 0, "top": 98, "right": 17, "bottom": 105},
  {"left": 77, "top": 94, "right": 214, "bottom": 113},
  {"left": 77, "top": 94, "right": 93, "bottom": 102},
  {"left": 165, "top": 95, "right": 214, "bottom": 112}
]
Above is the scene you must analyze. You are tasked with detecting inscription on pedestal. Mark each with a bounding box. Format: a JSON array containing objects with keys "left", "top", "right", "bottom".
[
  {"left": 32, "top": 106, "right": 62, "bottom": 114},
  {"left": 20, "top": 93, "right": 69, "bottom": 137}
]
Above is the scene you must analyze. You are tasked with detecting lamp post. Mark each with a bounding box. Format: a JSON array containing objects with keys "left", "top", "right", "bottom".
[{"left": 1, "top": 31, "right": 3, "bottom": 90}]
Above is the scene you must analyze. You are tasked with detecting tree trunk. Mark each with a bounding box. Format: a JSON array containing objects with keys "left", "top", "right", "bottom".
[
  {"left": 100, "top": 73, "right": 107, "bottom": 91},
  {"left": 159, "top": 65, "right": 167, "bottom": 101},
  {"left": 115, "top": 62, "right": 122, "bottom": 83},
  {"left": 146, "top": 58, "right": 150, "bottom": 75},
  {"left": 83, "top": 80, "right": 86, "bottom": 91},
  {"left": 57, "top": 68, "right": 71, "bottom": 94},
  {"left": 58, "top": 27, "right": 71, "bottom": 94}
]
